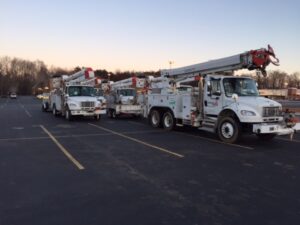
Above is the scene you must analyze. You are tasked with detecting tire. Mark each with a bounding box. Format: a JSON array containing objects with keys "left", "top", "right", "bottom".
[
  {"left": 65, "top": 108, "right": 72, "bottom": 121},
  {"left": 52, "top": 105, "right": 58, "bottom": 117},
  {"left": 162, "top": 111, "right": 175, "bottom": 131},
  {"left": 217, "top": 116, "right": 241, "bottom": 143},
  {"left": 42, "top": 103, "right": 47, "bottom": 112},
  {"left": 256, "top": 133, "right": 276, "bottom": 141},
  {"left": 150, "top": 110, "right": 161, "bottom": 128}
]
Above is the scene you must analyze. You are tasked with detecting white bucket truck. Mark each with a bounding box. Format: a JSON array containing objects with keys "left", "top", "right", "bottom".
[
  {"left": 106, "top": 77, "right": 146, "bottom": 118},
  {"left": 146, "top": 45, "right": 300, "bottom": 143},
  {"left": 43, "top": 68, "right": 106, "bottom": 121}
]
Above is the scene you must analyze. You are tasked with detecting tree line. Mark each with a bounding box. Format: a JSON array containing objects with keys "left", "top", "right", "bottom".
[{"left": 0, "top": 56, "right": 299, "bottom": 95}]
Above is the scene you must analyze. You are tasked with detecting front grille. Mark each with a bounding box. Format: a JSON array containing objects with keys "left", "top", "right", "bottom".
[
  {"left": 263, "top": 107, "right": 280, "bottom": 117},
  {"left": 81, "top": 101, "right": 95, "bottom": 108}
]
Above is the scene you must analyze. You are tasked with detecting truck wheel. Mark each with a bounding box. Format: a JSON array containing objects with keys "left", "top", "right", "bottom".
[
  {"left": 65, "top": 109, "right": 72, "bottom": 121},
  {"left": 162, "top": 111, "right": 175, "bottom": 131},
  {"left": 150, "top": 110, "right": 161, "bottom": 128},
  {"left": 52, "top": 106, "right": 58, "bottom": 116},
  {"left": 218, "top": 117, "right": 241, "bottom": 143},
  {"left": 256, "top": 133, "right": 276, "bottom": 141}
]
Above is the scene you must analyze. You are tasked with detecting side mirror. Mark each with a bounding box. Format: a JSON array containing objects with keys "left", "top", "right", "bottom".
[
  {"left": 232, "top": 93, "right": 239, "bottom": 102},
  {"left": 207, "top": 81, "right": 212, "bottom": 96}
]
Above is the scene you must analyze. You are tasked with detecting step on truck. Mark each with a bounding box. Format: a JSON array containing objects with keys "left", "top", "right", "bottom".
[
  {"left": 146, "top": 45, "right": 300, "bottom": 143},
  {"left": 42, "top": 68, "right": 106, "bottom": 121}
]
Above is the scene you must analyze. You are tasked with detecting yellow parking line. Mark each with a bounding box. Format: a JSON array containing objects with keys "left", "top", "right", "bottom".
[
  {"left": 128, "top": 121, "right": 253, "bottom": 150},
  {"left": 0, "top": 136, "right": 50, "bottom": 141},
  {"left": 24, "top": 109, "right": 32, "bottom": 117},
  {"left": 0, "top": 130, "right": 162, "bottom": 142},
  {"left": 19, "top": 103, "right": 32, "bottom": 117},
  {"left": 88, "top": 123, "right": 184, "bottom": 158},
  {"left": 40, "top": 125, "right": 85, "bottom": 170}
]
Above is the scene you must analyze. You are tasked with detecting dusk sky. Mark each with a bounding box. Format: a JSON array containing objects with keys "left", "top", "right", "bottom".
[{"left": 0, "top": 0, "right": 299, "bottom": 73}]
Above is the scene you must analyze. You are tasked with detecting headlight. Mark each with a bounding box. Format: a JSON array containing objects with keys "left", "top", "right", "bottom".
[{"left": 240, "top": 110, "right": 256, "bottom": 116}]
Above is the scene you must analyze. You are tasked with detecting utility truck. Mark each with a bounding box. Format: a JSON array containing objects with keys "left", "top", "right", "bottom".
[
  {"left": 43, "top": 68, "right": 106, "bottom": 121},
  {"left": 106, "top": 77, "right": 146, "bottom": 118},
  {"left": 146, "top": 45, "right": 300, "bottom": 143}
]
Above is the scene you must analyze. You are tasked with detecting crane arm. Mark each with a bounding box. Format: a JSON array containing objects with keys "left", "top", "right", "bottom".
[{"left": 161, "top": 45, "right": 279, "bottom": 78}]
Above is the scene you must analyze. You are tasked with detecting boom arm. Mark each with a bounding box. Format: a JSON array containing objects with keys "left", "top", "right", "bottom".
[
  {"left": 64, "top": 68, "right": 95, "bottom": 83},
  {"left": 111, "top": 77, "right": 146, "bottom": 90},
  {"left": 161, "top": 45, "right": 279, "bottom": 78}
]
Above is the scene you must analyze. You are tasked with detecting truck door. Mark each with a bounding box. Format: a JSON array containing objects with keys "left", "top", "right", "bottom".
[{"left": 204, "top": 77, "right": 223, "bottom": 116}]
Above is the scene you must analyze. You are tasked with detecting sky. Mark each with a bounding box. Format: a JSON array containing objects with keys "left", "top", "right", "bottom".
[{"left": 0, "top": 0, "right": 300, "bottom": 73}]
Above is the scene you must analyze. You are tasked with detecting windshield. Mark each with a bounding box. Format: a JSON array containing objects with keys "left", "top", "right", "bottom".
[
  {"left": 118, "top": 89, "right": 136, "bottom": 97},
  {"left": 223, "top": 78, "right": 259, "bottom": 97},
  {"left": 68, "top": 86, "right": 95, "bottom": 97},
  {"left": 95, "top": 89, "right": 104, "bottom": 97}
]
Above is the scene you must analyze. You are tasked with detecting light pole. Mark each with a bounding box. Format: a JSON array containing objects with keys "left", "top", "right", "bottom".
[{"left": 169, "top": 61, "right": 174, "bottom": 69}]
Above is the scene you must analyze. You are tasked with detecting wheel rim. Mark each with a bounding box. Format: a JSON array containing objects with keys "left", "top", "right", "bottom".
[
  {"left": 221, "top": 122, "right": 234, "bottom": 139},
  {"left": 151, "top": 112, "right": 159, "bottom": 125},
  {"left": 164, "top": 114, "right": 172, "bottom": 127}
]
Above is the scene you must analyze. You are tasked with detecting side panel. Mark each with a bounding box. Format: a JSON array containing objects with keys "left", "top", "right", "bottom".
[
  {"left": 55, "top": 95, "right": 63, "bottom": 111},
  {"left": 148, "top": 94, "right": 179, "bottom": 117},
  {"left": 182, "top": 95, "right": 192, "bottom": 120}
]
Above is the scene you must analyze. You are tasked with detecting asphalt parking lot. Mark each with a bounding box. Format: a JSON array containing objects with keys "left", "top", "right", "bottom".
[{"left": 1, "top": 96, "right": 300, "bottom": 225}]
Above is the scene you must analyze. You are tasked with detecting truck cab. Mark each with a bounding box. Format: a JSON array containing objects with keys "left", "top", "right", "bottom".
[
  {"left": 49, "top": 84, "right": 104, "bottom": 120},
  {"left": 116, "top": 88, "right": 136, "bottom": 104},
  {"left": 202, "top": 75, "right": 292, "bottom": 142}
]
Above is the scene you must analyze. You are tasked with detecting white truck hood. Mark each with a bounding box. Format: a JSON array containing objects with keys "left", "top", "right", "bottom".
[
  {"left": 227, "top": 96, "right": 282, "bottom": 117},
  {"left": 237, "top": 96, "right": 281, "bottom": 109},
  {"left": 67, "top": 96, "right": 99, "bottom": 108},
  {"left": 68, "top": 96, "right": 97, "bottom": 102}
]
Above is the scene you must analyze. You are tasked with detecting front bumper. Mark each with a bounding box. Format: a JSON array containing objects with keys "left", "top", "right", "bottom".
[
  {"left": 252, "top": 123, "right": 300, "bottom": 136},
  {"left": 71, "top": 109, "right": 106, "bottom": 116},
  {"left": 116, "top": 105, "right": 142, "bottom": 115}
]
